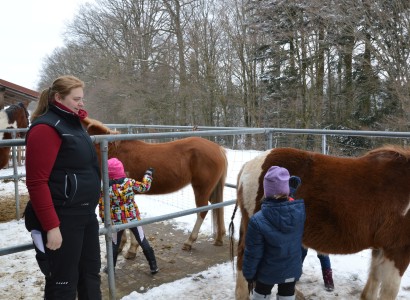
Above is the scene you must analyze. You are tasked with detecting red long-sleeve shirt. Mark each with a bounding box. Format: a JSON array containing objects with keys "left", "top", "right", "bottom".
[{"left": 25, "top": 124, "right": 62, "bottom": 231}]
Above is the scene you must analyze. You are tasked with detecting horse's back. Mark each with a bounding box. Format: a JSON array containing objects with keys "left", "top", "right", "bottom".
[
  {"left": 113, "top": 136, "right": 227, "bottom": 195},
  {"left": 238, "top": 147, "right": 410, "bottom": 254}
]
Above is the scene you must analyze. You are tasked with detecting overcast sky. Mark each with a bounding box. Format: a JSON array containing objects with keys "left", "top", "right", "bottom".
[{"left": 0, "top": 0, "right": 93, "bottom": 91}]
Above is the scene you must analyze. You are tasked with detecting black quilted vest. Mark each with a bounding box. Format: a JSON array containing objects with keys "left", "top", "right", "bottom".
[{"left": 27, "top": 105, "right": 101, "bottom": 214}]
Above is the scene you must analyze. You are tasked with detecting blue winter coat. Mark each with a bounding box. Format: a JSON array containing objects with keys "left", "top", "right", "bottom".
[{"left": 242, "top": 198, "right": 305, "bottom": 285}]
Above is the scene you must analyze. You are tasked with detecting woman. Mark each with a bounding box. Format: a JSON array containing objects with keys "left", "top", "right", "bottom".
[
  {"left": 25, "top": 75, "right": 102, "bottom": 299},
  {"left": 242, "top": 166, "right": 306, "bottom": 300}
]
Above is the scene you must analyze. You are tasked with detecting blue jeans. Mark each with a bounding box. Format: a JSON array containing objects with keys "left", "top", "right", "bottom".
[{"left": 301, "top": 247, "right": 331, "bottom": 270}]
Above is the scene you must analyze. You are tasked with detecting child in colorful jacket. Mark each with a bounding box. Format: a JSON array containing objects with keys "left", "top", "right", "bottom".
[
  {"left": 99, "top": 157, "right": 159, "bottom": 274},
  {"left": 242, "top": 166, "right": 306, "bottom": 300}
]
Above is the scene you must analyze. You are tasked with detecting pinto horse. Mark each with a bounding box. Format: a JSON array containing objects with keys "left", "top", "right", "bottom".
[
  {"left": 0, "top": 103, "right": 29, "bottom": 169},
  {"left": 81, "top": 117, "right": 228, "bottom": 253},
  {"left": 230, "top": 146, "right": 410, "bottom": 300}
]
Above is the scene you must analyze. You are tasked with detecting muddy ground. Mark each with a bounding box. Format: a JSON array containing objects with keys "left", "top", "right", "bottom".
[{"left": 103, "top": 221, "right": 233, "bottom": 299}]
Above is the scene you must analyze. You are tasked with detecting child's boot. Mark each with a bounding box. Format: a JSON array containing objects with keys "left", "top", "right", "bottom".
[
  {"left": 141, "top": 238, "right": 159, "bottom": 274},
  {"left": 276, "top": 295, "right": 295, "bottom": 300},
  {"left": 252, "top": 291, "right": 271, "bottom": 300},
  {"left": 322, "top": 268, "right": 334, "bottom": 291}
]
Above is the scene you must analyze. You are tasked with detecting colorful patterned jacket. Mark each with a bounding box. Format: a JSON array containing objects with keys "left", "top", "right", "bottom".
[{"left": 99, "top": 174, "right": 152, "bottom": 225}]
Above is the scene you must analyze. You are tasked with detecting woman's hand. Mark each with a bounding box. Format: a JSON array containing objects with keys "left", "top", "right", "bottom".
[{"left": 46, "top": 227, "right": 63, "bottom": 250}]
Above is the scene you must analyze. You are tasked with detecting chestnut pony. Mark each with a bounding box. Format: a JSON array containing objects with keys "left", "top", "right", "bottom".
[
  {"left": 81, "top": 117, "right": 227, "bottom": 252},
  {"left": 0, "top": 103, "right": 29, "bottom": 169},
  {"left": 230, "top": 146, "right": 410, "bottom": 300}
]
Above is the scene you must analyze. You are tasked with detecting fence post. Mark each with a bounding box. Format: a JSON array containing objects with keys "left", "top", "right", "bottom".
[
  {"left": 11, "top": 131, "right": 20, "bottom": 220},
  {"left": 100, "top": 139, "right": 117, "bottom": 300},
  {"left": 266, "top": 131, "right": 273, "bottom": 149},
  {"left": 321, "top": 134, "right": 327, "bottom": 154}
]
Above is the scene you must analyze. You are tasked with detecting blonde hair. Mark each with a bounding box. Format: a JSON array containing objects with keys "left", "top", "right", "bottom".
[{"left": 31, "top": 75, "right": 85, "bottom": 122}]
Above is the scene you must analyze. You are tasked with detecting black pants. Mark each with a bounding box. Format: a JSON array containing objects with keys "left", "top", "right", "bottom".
[
  {"left": 255, "top": 280, "right": 295, "bottom": 297},
  {"left": 38, "top": 214, "right": 101, "bottom": 300},
  {"left": 112, "top": 226, "right": 149, "bottom": 267}
]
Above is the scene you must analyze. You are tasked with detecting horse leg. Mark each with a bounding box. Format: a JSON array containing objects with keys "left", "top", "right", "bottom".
[
  {"left": 361, "top": 248, "right": 403, "bottom": 300},
  {"left": 235, "top": 216, "right": 250, "bottom": 300},
  {"left": 0, "top": 147, "right": 10, "bottom": 169},
  {"left": 210, "top": 177, "right": 226, "bottom": 246},
  {"left": 123, "top": 229, "right": 139, "bottom": 259},
  {"left": 377, "top": 248, "right": 409, "bottom": 300},
  {"left": 117, "top": 229, "right": 138, "bottom": 259},
  {"left": 361, "top": 249, "right": 383, "bottom": 300},
  {"left": 235, "top": 271, "right": 249, "bottom": 300},
  {"left": 0, "top": 132, "right": 12, "bottom": 169},
  {"left": 379, "top": 260, "right": 401, "bottom": 300},
  {"left": 118, "top": 229, "right": 127, "bottom": 254},
  {"left": 182, "top": 212, "right": 205, "bottom": 251},
  {"left": 212, "top": 206, "right": 225, "bottom": 246},
  {"left": 182, "top": 183, "right": 218, "bottom": 251}
]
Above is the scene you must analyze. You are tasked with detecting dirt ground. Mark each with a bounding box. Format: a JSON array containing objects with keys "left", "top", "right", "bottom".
[
  {"left": 103, "top": 221, "right": 233, "bottom": 299},
  {"left": 0, "top": 194, "right": 30, "bottom": 222}
]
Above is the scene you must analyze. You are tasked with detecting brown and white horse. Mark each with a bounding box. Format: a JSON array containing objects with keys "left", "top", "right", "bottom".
[
  {"left": 230, "top": 146, "right": 410, "bottom": 300},
  {"left": 0, "top": 103, "right": 29, "bottom": 169},
  {"left": 82, "top": 117, "right": 228, "bottom": 253}
]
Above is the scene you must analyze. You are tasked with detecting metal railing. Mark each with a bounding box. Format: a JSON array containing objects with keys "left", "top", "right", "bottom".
[{"left": 3, "top": 126, "right": 410, "bottom": 299}]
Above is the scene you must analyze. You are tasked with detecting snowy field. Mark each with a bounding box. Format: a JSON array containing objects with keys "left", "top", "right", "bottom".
[{"left": 1, "top": 149, "right": 410, "bottom": 299}]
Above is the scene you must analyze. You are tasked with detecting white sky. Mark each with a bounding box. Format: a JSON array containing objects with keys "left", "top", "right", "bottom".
[
  {"left": 0, "top": 0, "right": 93, "bottom": 90},
  {"left": 1, "top": 149, "right": 410, "bottom": 299}
]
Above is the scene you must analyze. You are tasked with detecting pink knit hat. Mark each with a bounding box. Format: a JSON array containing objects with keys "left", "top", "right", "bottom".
[
  {"left": 108, "top": 158, "right": 127, "bottom": 179},
  {"left": 263, "top": 166, "right": 290, "bottom": 198}
]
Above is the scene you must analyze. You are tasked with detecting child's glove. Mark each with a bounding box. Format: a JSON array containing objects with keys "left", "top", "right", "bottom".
[
  {"left": 289, "top": 175, "right": 301, "bottom": 198},
  {"left": 145, "top": 167, "right": 154, "bottom": 177}
]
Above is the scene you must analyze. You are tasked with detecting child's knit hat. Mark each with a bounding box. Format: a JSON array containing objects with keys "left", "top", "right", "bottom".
[
  {"left": 108, "top": 158, "right": 126, "bottom": 179},
  {"left": 263, "top": 166, "right": 290, "bottom": 198}
]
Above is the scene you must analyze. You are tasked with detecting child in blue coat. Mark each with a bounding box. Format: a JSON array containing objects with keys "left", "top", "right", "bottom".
[{"left": 243, "top": 166, "right": 306, "bottom": 300}]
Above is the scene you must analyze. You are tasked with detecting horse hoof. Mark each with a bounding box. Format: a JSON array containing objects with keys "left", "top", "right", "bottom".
[
  {"left": 182, "top": 244, "right": 192, "bottom": 251},
  {"left": 123, "top": 251, "right": 137, "bottom": 259},
  {"left": 213, "top": 240, "right": 223, "bottom": 246}
]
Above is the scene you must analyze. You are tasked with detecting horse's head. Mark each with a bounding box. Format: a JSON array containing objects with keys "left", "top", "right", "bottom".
[
  {"left": 80, "top": 116, "right": 120, "bottom": 165},
  {"left": 81, "top": 117, "right": 119, "bottom": 135},
  {"left": 4, "top": 102, "right": 29, "bottom": 138}
]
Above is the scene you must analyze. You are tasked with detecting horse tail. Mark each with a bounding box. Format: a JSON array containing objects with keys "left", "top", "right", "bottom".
[
  {"left": 210, "top": 146, "right": 228, "bottom": 241},
  {"left": 229, "top": 201, "right": 239, "bottom": 263}
]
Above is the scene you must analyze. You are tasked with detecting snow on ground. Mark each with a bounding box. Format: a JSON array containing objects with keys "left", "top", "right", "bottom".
[{"left": 1, "top": 149, "right": 410, "bottom": 299}]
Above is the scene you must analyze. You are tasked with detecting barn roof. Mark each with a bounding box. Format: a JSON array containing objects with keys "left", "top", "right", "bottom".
[{"left": 0, "top": 79, "right": 39, "bottom": 109}]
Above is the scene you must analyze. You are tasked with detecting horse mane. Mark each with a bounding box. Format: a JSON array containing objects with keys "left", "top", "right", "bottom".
[
  {"left": 81, "top": 117, "right": 118, "bottom": 135},
  {"left": 18, "top": 102, "right": 29, "bottom": 121},
  {"left": 364, "top": 144, "right": 410, "bottom": 161},
  {"left": 5, "top": 103, "right": 28, "bottom": 122}
]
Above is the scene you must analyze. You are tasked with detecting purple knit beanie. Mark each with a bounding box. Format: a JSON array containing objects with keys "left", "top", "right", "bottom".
[
  {"left": 108, "top": 158, "right": 127, "bottom": 179},
  {"left": 263, "top": 166, "right": 290, "bottom": 198}
]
